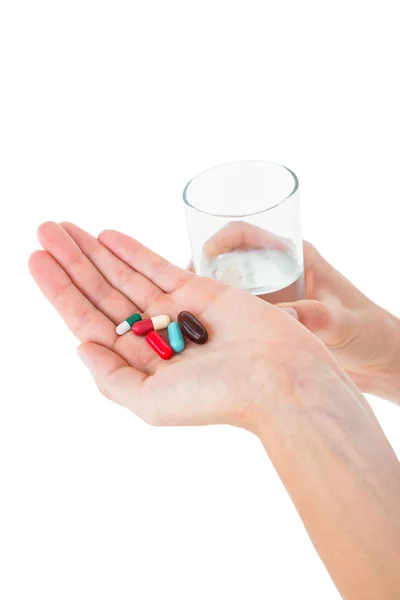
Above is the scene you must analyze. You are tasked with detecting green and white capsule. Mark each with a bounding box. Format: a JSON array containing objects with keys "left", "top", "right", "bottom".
[{"left": 116, "top": 313, "right": 142, "bottom": 335}]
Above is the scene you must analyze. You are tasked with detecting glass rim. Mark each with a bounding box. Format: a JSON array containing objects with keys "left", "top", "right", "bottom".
[{"left": 183, "top": 160, "right": 299, "bottom": 218}]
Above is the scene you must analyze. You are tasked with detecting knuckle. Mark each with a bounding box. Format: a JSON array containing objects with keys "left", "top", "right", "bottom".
[
  {"left": 116, "top": 266, "right": 134, "bottom": 290},
  {"left": 75, "top": 305, "right": 96, "bottom": 336},
  {"left": 92, "top": 278, "right": 113, "bottom": 305},
  {"left": 147, "top": 288, "right": 165, "bottom": 307},
  {"left": 303, "top": 241, "right": 318, "bottom": 256},
  {"left": 154, "top": 258, "right": 170, "bottom": 273}
]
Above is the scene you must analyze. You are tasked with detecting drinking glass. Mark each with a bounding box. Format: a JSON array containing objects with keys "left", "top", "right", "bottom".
[{"left": 183, "top": 160, "right": 305, "bottom": 303}]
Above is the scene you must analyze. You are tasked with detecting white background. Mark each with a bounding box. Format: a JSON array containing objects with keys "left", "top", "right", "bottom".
[{"left": 1, "top": 1, "right": 399, "bottom": 598}]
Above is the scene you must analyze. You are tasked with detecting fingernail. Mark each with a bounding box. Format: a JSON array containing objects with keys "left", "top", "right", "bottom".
[{"left": 279, "top": 307, "right": 299, "bottom": 320}]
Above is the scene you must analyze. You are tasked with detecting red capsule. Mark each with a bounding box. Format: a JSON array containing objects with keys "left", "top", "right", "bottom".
[
  {"left": 133, "top": 318, "right": 154, "bottom": 336},
  {"left": 146, "top": 331, "right": 173, "bottom": 360}
]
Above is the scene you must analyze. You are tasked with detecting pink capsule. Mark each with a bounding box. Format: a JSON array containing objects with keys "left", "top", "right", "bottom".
[{"left": 146, "top": 331, "right": 173, "bottom": 360}]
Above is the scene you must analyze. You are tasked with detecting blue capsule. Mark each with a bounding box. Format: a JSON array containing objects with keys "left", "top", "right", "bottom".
[{"left": 168, "top": 321, "right": 185, "bottom": 353}]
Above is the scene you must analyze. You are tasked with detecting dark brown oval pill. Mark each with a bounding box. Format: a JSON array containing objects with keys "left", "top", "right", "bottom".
[{"left": 177, "top": 311, "right": 208, "bottom": 344}]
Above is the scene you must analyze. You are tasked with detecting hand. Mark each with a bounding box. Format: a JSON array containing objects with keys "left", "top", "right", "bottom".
[
  {"left": 28, "top": 222, "right": 327, "bottom": 433},
  {"left": 194, "top": 222, "right": 400, "bottom": 401},
  {"left": 28, "top": 223, "right": 400, "bottom": 599},
  {"left": 280, "top": 242, "right": 400, "bottom": 400}
]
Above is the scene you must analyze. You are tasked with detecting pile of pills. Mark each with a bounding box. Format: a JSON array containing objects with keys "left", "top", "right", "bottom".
[{"left": 116, "top": 311, "right": 208, "bottom": 360}]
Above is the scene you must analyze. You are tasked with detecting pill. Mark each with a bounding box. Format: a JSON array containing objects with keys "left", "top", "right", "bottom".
[
  {"left": 146, "top": 331, "right": 173, "bottom": 360},
  {"left": 167, "top": 322, "right": 185, "bottom": 353},
  {"left": 177, "top": 311, "right": 208, "bottom": 344},
  {"left": 132, "top": 314, "right": 171, "bottom": 336},
  {"left": 116, "top": 312, "right": 142, "bottom": 335}
]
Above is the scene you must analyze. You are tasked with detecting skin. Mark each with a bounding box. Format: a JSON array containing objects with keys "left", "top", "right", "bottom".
[
  {"left": 195, "top": 221, "right": 400, "bottom": 404},
  {"left": 29, "top": 222, "right": 400, "bottom": 599},
  {"left": 279, "top": 243, "right": 400, "bottom": 403}
]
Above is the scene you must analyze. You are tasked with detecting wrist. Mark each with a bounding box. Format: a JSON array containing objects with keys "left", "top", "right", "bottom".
[
  {"left": 244, "top": 342, "right": 355, "bottom": 438},
  {"left": 252, "top": 349, "right": 400, "bottom": 600}
]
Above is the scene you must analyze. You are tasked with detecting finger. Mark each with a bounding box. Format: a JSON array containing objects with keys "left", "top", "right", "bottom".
[
  {"left": 60, "top": 222, "right": 161, "bottom": 312},
  {"left": 203, "top": 221, "right": 294, "bottom": 258},
  {"left": 78, "top": 342, "right": 157, "bottom": 423},
  {"left": 302, "top": 241, "right": 371, "bottom": 309},
  {"left": 29, "top": 250, "right": 117, "bottom": 346},
  {"left": 99, "top": 229, "right": 194, "bottom": 293},
  {"left": 29, "top": 250, "right": 159, "bottom": 373},
  {"left": 38, "top": 222, "right": 136, "bottom": 324},
  {"left": 187, "top": 260, "right": 194, "bottom": 273}
]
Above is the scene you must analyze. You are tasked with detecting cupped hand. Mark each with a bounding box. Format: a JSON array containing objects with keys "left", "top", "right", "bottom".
[
  {"left": 196, "top": 221, "right": 400, "bottom": 396},
  {"left": 281, "top": 241, "right": 400, "bottom": 395},
  {"left": 28, "top": 222, "right": 324, "bottom": 433}
]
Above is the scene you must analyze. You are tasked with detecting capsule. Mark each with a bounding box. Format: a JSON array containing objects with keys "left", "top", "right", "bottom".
[
  {"left": 177, "top": 311, "right": 208, "bottom": 344},
  {"left": 116, "top": 312, "right": 142, "bottom": 335},
  {"left": 132, "top": 314, "right": 171, "bottom": 336},
  {"left": 167, "top": 322, "right": 185, "bottom": 353},
  {"left": 146, "top": 331, "right": 173, "bottom": 360}
]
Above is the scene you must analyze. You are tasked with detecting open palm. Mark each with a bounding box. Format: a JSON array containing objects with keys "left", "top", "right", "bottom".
[{"left": 29, "top": 222, "right": 317, "bottom": 432}]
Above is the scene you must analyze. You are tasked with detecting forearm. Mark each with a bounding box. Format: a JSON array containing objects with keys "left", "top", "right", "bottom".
[{"left": 257, "top": 361, "right": 400, "bottom": 599}]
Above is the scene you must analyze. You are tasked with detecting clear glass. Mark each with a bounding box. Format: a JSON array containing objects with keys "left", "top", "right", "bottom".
[{"left": 183, "top": 160, "right": 305, "bottom": 303}]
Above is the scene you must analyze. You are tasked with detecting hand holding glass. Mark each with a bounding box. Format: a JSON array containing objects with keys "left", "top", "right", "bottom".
[{"left": 183, "top": 161, "right": 305, "bottom": 303}]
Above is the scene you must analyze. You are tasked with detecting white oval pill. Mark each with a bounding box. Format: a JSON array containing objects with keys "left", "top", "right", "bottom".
[
  {"left": 116, "top": 321, "right": 131, "bottom": 335},
  {"left": 151, "top": 315, "right": 171, "bottom": 330}
]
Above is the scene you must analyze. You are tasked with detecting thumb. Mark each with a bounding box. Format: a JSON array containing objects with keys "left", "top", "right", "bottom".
[
  {"left": 278, "top": 300, "right": 331, "bottom": 335},
  {"left": 277, "top": 299, "right": 358, "bottom": 351}
]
